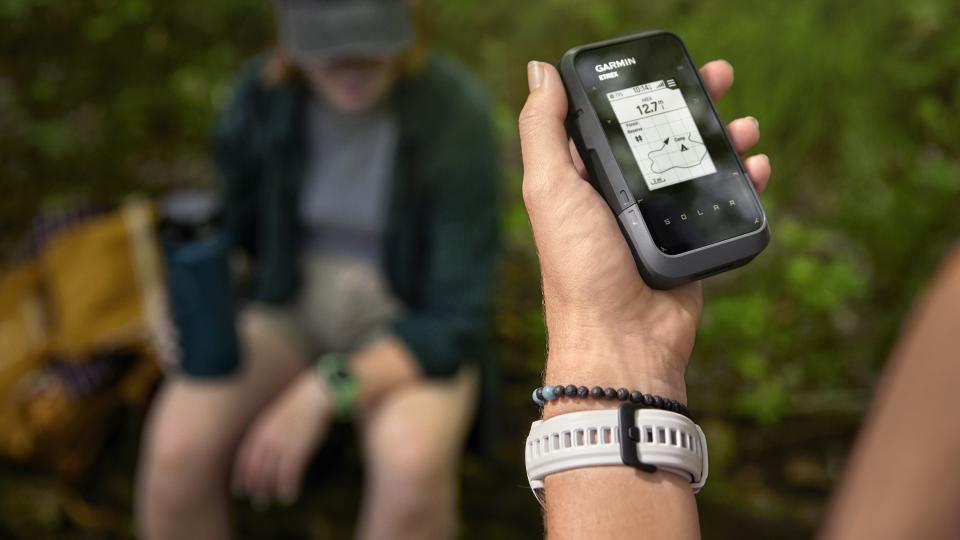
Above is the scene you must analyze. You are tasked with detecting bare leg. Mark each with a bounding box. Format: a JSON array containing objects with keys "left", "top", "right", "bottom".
[
  {"left": 356, "top": 366, "right": 479, "bottom": 540},
  {"left": 821, "top": 250, "right": 960, "bottom": 539},
  {"left": 135, "top": 308, "right": 309, "bottom": 540}
]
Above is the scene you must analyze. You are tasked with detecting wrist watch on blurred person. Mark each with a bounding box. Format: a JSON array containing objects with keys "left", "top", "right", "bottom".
[
  {"left": 524, "top": 404, "right": 709, "bottom": 504},
  {"left": 315, "top": 353, "right": 358, "bottom": 419}
]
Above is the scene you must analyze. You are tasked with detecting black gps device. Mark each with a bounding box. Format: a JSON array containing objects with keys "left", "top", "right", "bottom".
[{"left": 559, "top": 31, "right": 770, "bottom": 289}]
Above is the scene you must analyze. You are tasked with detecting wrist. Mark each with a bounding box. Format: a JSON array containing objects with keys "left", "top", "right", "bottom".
[
  {"left": 307, "top": 369, "right": 336, "bottom": 409},
  {"left": 544, "top": 326, "right": 689, "bottom": 419},
  {"left": 315, "top": 353, "right": 358, "bottom": 419}
]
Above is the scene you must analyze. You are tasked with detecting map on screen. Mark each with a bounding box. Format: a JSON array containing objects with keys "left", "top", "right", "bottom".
[{"left": 607, "top": 79, "right": 716, "bottom": 191}]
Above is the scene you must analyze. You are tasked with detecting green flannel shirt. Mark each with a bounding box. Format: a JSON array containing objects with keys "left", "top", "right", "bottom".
[{"left": 214, "top": 55, "right": 501, "bottom": 377}]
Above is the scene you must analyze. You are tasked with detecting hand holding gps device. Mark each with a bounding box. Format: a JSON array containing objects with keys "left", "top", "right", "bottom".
[{"left": 560, "top": 31, "right": 770, "bottom": 289}]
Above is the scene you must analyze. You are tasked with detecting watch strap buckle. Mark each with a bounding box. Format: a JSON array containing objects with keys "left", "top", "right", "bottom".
[{"left": 617, "top": 402, "right": 658, "bottom": 473}]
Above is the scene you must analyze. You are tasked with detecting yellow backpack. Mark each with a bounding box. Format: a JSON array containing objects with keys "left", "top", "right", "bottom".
[{"left": 0, "top": 199, "right": 167, "bottom": 476}]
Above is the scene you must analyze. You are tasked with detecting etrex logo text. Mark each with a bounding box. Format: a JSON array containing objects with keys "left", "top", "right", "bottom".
[
  {"left": 595, "top": 57, "right": 636, "bottom": 80},
  {"left": 595, "top": 58, "right": 637, "bottom": 72}
]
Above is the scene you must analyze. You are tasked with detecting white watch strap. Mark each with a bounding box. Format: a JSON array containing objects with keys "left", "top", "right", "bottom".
[{"left": 525, "top": 406, "right": 708, "bottom": 503}]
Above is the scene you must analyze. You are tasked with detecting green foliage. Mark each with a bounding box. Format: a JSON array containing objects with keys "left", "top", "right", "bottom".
[
  {"left": 0, "top": 0, "right": 274, "bottom": 249},
  {"left": 2, "top": 0, "right": 960, "bottom": 537},
  {"left": 430, "top": 0, "right": 960, "bottom": 429},
  {"left": 433, "top": 0, "right": 960, "bottom": 534}
]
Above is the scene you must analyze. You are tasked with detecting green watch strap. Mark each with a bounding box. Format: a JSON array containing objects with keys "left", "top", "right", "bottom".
[{"left": 315, "top": 353, "right": 358, "bottom": 420}]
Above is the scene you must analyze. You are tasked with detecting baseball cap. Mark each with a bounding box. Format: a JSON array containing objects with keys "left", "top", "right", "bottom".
[{"left": 276, "top": 0, "right": 413, "bottom": 61}]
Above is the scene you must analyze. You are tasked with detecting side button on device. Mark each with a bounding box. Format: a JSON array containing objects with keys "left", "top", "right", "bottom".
[{"left": 587, "top": 150, "right": 633, "bottom": 212}]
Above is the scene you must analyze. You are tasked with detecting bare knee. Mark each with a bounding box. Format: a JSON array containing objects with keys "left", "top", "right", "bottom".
[
  {"left": 363, "top": 375, "right": 477, "bottom": 505},
  {"left": 367, "top": 422, "right": 458, "bottom": 498},
  {"left": 137, "top": 402, "right": 237, "bottom": 540},
  {"left": 358, "top": 381, "right": 476, "bottom": 539},
  {"left": 138, "top": 402, "right": 233, "bottom": 518},
  {"left": 141, "top": 431, "right": 226, "bottom": 509}
]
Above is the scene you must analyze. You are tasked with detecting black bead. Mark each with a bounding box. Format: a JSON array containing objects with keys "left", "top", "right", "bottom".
[
  {"left": 667, "top": 400, "right": 678, "bottom": 412},
  {"left": 535, "top": 387, "right": 544, "bottom": 401},
  {"left": 630, "top": 390, "right": 643, "bottom": 403},
  {"left": 565, "top": 384, "right": 578, "bottom": 397},
  {"left": 616, "top": 388, "right": 629, "bottom": 401},
  {"left": 553, "top": 385, "right": 565, "bottom": 398},
  {"left": 590, "top": 386, "right": 603, "bottom": 399},
  {"left": 577, "top": 386, "right": 589, "bottom": 398},
  {"left": 652, "top": 395, "right": 665, "bottom": 408},
  {"left": 643, "top": 394, "right": 654, "bottom": 406},
  {"left": 604, "top": 387, "right": 617, "bottom": 400}
]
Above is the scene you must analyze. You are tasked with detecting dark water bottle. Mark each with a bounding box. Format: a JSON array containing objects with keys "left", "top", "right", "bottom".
[{"left": 160, "top": 191, "right": 240, "bottom": 378}]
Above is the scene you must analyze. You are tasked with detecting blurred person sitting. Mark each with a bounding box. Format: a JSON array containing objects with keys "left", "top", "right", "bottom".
[{"left": 135, "top": 1, "right": 500, "bottom": 539}]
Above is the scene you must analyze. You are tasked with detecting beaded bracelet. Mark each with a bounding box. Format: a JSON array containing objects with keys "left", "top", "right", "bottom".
[{"left": 532, "top": 384, "right": 691, "bottom": 419}]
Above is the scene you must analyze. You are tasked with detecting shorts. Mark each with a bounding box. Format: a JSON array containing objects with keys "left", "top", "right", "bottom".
[{"left": 250, "top": 253, "right": 403, "bottom": 358}]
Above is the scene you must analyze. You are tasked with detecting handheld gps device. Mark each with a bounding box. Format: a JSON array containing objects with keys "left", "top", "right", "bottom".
[{"left": 559, "top": 31, "right": 770, "bottom": 289}]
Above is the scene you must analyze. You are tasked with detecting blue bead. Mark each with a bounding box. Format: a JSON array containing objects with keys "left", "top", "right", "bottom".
[
  {"left": 542, "top": 385, "right": 557, "bottom": 400},
  {"left": 532, "top": 388, "right": 545, "bottom": 406}
]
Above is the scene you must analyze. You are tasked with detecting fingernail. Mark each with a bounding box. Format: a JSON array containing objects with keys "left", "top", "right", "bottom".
[
  {"left": 527, "top": 61, "right": 544, "bottom": 92},
  {"left": 747, "top": 116, "right": 759, "bottom": 129},
  {"left": 722, "top": 59, "right": 735, "bottom": 76}
]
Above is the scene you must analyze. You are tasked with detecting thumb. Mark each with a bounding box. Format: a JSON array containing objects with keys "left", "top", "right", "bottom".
[{"left": 519, "top": 61, "right": 578, "bottom": 203}]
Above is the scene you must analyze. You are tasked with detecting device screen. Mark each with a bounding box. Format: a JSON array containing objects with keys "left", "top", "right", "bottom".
[
  {"left": 573, "top": 33, "right": 763, "bottom": 255},
  {"left": 606, "top": 80, "right": 716, "bottom": 191}
]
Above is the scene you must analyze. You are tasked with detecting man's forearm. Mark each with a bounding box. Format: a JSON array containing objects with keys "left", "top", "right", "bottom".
[{"left": 542, "top": 331, "right": 700, "bottom": 540}]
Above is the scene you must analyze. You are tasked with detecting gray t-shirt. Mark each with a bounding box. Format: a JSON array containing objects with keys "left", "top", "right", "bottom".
[{"left": 299, "top": 99, "right": 398, "bottom": 265}]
